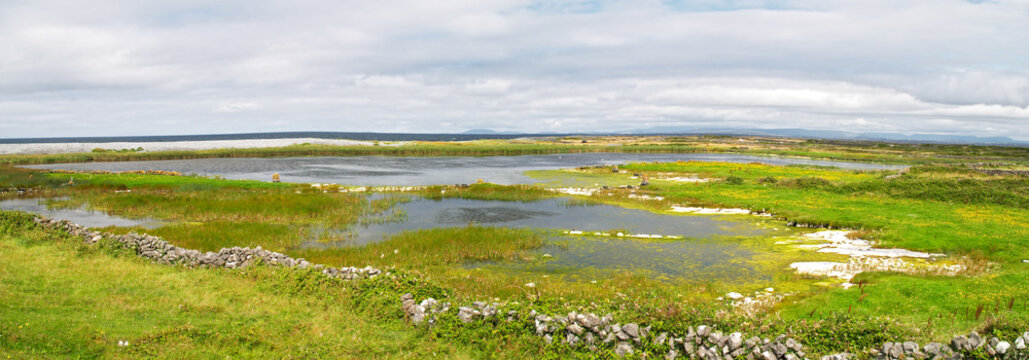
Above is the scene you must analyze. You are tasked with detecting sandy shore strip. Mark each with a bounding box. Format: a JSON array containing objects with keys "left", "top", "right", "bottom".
[{"left": 0, "top": 138, "right": 396, "bottom": 155}]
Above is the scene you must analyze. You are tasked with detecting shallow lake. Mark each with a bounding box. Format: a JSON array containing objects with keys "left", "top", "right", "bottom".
[
  {"left": 308, "top": 197, "right": 809, "bottom": 283},
  {"left": 310, "top": 197, "right": 779, "bottom": 247},
  {"left": 0, "top": 197, "right": 165, "bottom": 229},
  {"left": 23, "top": 153, "right": 906, "bottom": 186},
  {"left": 471, "top": 235, "right": 778, "bottom": 283}
]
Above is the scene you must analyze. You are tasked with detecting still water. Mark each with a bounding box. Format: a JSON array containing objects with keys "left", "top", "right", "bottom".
[
  {"left": 23, "top": 153, "right": 906, "bottom": 186},
  {"left": 313, "top": 197, "right": 777, "bottom": 246},
  {"left": 308, "top": 197, "right": 803, "bottom": 282},
  {"left": 0, "top": 197, "right": 164, "bottom": 229}
]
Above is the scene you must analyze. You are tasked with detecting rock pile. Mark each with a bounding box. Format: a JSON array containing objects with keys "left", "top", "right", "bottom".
[
  {"left": 400, "top": 293, "right": 451, "bottom": 325},
  {"left": 32, "top": 216, "right": 381, "bottom": 280},
  {"left": 402, "top": 294, "right": 1029, "bottom": 359},
  {"left": 401, "top": 294, "right": 810, "bottom": 359},
  {"left": 724, "top": 289, "right": 792, "bottom": 317},
  {"left": 874, "top": 331, "right": 1029, "bottom": 360},
  {"left": 974, "top": 169, "right": 1029, "bottom": 177}
]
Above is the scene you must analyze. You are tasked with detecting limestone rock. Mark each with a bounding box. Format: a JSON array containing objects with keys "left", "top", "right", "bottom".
[{"left": 615, "top": 342, "right": 634, "bottom": 357}]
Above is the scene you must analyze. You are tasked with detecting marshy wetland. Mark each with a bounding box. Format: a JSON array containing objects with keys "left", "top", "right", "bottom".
[
  {"left": 21, "top": 152, "right": 905, "bottom": 186},
  {"left": 2, "top": 137, "right": 1028, "bottom": 359}
]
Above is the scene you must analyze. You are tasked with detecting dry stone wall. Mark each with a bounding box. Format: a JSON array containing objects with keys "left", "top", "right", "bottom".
[
  {"left": 402, "top": 294, "right": 1029, "bottom": 360},
  {"left": 19, "top": 214, "right": 1029, "bottom": 360},
  {"left": 31, "top": 216, "right": 382, "bottom": 280}
]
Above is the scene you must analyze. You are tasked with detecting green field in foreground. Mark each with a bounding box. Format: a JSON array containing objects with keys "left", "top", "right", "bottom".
[
  {"left": 2, "top": 140, "right": 1029, "bottom": 358},
  {"left": 0, "top": 214, "right": 489, "bottom": 359}
]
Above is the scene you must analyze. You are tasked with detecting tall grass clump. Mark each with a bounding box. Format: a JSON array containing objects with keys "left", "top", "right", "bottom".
[
  {"left": 297, "top": 226, "right": 544, "bottom": 269},
  {"left": 418, "top": 183, "right": 555, "bottom": 202},
  {"left": 835, "top": 177, "right": 1029, "bottom": 209}
]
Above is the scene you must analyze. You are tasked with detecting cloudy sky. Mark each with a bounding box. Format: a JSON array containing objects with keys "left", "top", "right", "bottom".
[{"left": 2, "top": 0, "right": 1028, "bottom": 139}]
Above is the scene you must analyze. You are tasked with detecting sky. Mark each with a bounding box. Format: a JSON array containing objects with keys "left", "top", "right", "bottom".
[{"left": 1, "top": 0, "right": 1028, "bottom": 139}]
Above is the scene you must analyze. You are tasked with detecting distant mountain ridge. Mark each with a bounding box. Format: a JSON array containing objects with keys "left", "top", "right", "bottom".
[
  {"left": 618, "top": 127, "right": 1026, "bottom": 146},
  {"left": 462, "top": 126, "right": 1025, "bottom": 145},
  {"left": 1, "top": 129, "right": 1024, "bottom": 146},
  {"left": 0, "top": 132, "right": 532, "bottom": 144}
]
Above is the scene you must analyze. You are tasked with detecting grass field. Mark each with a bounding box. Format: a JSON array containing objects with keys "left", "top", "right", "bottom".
[
  {"left": 5, "top": 136, "right": 1027, "bottom": 167},
  {"left": 2, "top": 138, "right": 1029, "bottom": 358},
  {"left": 0, "top": 213, "right": 488, "bottom": 359},
  {"left": 600, "top": 161, "right": 1029, "bottom": 338}
]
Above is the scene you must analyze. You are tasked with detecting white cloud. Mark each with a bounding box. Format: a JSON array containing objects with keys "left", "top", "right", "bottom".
[
  {"left": 355, "top": 75, "right": 422, "bottom": 88},
  {"left": 1, "top": 0, "right": 1028, "bottom": 139},
  {"left": 464, "top": 79, "right": 513, "bottom": 95},
  {"left": 215, "top": 101, "right": 260, "bottom": 113}
]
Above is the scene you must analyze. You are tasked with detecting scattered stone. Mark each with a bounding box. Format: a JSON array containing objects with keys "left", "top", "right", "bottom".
[
  {"left": 622, "top": 323, "right": 640, "bottom": 338},
  {"left": 968, "top": 331, "right": 983, "bottom": 349},
  {"left": 566, "top": 333, "right": 580, "bottom": 346},
  {"left": 615, "top": 342, "right": 634, "bottom": 357},
  {"left": 951, "top": 335, "right": 970, "bottom": 352},
  {"left": 567, "top": 323, "right": 585, "bottom": 336},
  {"left": 457, "top": 307, "right": 475, "bottom": 323},
  {"left": 902, "top": 341, "right": 918, "bottom": 354},
  {"left": 654, "top": 332, "right": 668, "bottom": 346},
  {"left": 28, "top": 215, "right": 1029, "bottom": 360},
  {"left": 923, "top": 342, "right": 943, "bottom": 357}
]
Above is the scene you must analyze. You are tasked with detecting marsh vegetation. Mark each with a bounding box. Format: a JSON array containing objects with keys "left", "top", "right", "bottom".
[{"left": 1, "top": 137, "right": 1027, "bottom": 358}]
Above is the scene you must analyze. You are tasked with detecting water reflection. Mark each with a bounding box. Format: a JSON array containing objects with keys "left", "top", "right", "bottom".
[
  {"left": 23, "top": 153, "right": 906, "bottom": 186},
  {"left": 0, "top": 197, "right": 164, "bottom": 229},
  {"left": 305, "top": 197, "right": 774, "bottom": 247},
  {"left": 469, "top": 235, "right": 767, "bottom": 283}
]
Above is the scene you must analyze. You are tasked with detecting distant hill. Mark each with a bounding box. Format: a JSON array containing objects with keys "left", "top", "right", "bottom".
[
  {"left": 3, "top": 129, "right": 1023, "bottom": 147},
  {"left": 461, "top": 129, "right": 524, "bottom": 135},
  {"left": 618, "top": 127, "right": 1027, "bottom": 146}
]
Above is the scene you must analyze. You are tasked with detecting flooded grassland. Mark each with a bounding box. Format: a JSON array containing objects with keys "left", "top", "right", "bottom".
[{"left": 2, "top": 151, "right": 1027, "bottom": 357}]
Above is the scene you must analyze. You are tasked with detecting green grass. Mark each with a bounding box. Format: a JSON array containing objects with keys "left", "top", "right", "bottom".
[
  {"left": 833, "top": 176, "right": 1029, "bottom": 209},
  {"left": 780, "top": 270, "right": 1029, "bottom": 340},
  {"left": 296, "top": 226, "right": 544, "bottom": 269},
  {"left": 535, "top": 161, "right": 1029, "bottom": 338},
  {"left": 523, "top": 169, "right": 643, "bottom": 188},
  {"left": 0, "top": 143, "right": 706, "bottom": 166},
  {"left": 619, "top": 160, "right": 884, "bottom": 182},
  {"left": 43, "top": 171, "right": 294, "bottom": 191},
  {"left": 131, "top": 221, "right": 305, "bottom": 253},
  {"left": 43, "top": 186, "right": 381, "bottom": 253},
  {"left": 597, "top": 162, "right": 1029, "bottom": 261},
  {"left": 68, "top": 189, "right": 364, "bottom": 224},
  {"left": 5, "top": 139, "right": 1029, "bottom": 357},
  {"left": 7, "top": 135, "right": 1025, "bottom": 168},
  {"left": 416, "top": 184, "right": 557, "bottom": 202},
  {"left": 0, "top": 214, "right": 485, "bottom": 359}
]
